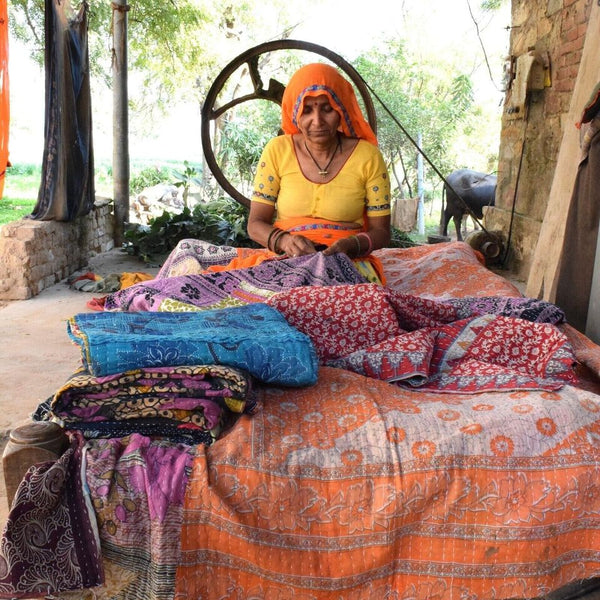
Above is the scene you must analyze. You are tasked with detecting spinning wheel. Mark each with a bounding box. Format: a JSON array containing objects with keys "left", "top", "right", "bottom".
[{"left": 201, "top": 39, "right": 377, "bottom": 207}]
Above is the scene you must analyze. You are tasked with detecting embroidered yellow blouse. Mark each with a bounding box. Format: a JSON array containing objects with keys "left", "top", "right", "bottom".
[{"left": 252, "top": 135, "right": 391, "bottom": 226}]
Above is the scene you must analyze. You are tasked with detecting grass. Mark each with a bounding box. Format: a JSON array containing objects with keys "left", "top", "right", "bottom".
[
  {"left": 0, "top": 163, "right": 40, "bottom": 224},
  {"left": 0, "top": 160, "right": 170, "bottom": 226},
  {"left": 0, "top": 197, "right": 37, "bottom": 224}
]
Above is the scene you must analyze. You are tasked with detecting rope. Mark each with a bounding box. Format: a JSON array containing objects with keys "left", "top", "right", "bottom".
[{"left": 355, "top": 70, "right": 495, "bottom": 238}]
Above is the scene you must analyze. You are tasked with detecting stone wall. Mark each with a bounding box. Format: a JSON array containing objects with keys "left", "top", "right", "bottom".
[
  {"left": 0, "top": 199, "right": 114, "bottom": 300},
  {"left": 486, "top": 0, "right": 592, "bottom": 279}
]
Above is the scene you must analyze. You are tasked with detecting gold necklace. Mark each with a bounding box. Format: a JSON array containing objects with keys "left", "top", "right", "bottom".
[{"left": 304, "top": 135, "right": 341, "bottom": 176}]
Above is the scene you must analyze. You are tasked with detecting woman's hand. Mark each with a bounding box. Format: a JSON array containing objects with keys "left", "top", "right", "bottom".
[
  {"left": 277, "top": 233, "right": 319, "bottom": 257},
  {"left": 322, "top": 216, "right": 391, "bottom": 258},
  {"left": 322, "top": 236, "right": 359, "bottom": 257}
]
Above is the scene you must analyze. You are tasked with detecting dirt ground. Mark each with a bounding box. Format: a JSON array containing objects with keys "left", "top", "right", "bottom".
[{"left": 0, "top": 248, "right": 159, "bottom": 529}]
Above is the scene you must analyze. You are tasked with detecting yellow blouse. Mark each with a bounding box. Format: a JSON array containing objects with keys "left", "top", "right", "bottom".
[{"left": 252, "top": 135, "right": 391, "bottom": 226}]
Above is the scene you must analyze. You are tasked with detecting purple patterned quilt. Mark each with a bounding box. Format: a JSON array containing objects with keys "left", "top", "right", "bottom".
[{"left": 104, "top": 252, "right": 366, "bottom": 312}]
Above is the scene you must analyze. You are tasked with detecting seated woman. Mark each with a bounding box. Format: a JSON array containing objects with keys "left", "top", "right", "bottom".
[
  {"left": 247, "top": 62, "right": 392, "bottom": 283},
  {"left": 154, "top": 62, "right": 392, "bottom": 284}
]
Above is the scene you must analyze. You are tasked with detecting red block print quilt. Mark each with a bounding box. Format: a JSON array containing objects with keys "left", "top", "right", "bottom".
[{"left": 267, "top": 283, "right": 577, "bottom": 393}]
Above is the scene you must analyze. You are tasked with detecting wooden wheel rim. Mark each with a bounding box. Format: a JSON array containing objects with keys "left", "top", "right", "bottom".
[{"left": 201, "top": 39, "right": 377, "bottom": 207}]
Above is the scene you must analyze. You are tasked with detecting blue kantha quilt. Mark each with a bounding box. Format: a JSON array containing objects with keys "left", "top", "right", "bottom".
[{"left": 67, "top": 303, "right": 318, "bottom": 386}]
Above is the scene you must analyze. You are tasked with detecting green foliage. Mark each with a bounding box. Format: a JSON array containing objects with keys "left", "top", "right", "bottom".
[
  {"left": 123, "top": 196, "right": 257, "bottom": 263},
  {"left": 480, "top": 0, "right": 507, "bottom": 10},
  {"left": 8, "top": 0, "right": 44, "bottom": 62},
  {"left": 124, "top": 202, "right": 420, "bottom": 263},
  {"left": 390, "top": 227, "right": 419, "bottom": 248},
  {"left": 171, "top": 161, "right": 203, "bottom": 208},
  {"left": 8, "top": 0, "right": 504, "bottom": 242},
  {"left": 216, "top": 102, "right": 280, "bottom": 193},
  {"left": 354, "top": 40, "right": 476, "bottom": 196},
  {"left": 9, "top": 0, "right": 301, "bottom": 118},
  {"left": 5, "top": 163, "right": 39, "bottom": 177},
  {"left": 1, "top": 164, "right": 41, "bottom": 223},
  {"left": 130, "top": 166, "right": 172, "bottom": 195}
]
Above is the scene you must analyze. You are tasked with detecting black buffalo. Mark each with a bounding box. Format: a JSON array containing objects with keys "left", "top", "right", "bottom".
[{"left": 440, "top": 169, "right": 497, "bottom": 241}]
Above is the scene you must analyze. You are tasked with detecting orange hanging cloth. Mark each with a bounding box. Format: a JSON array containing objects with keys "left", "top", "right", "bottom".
[{"left": 0, "top": 0, "right": 9, "bottom": 199}]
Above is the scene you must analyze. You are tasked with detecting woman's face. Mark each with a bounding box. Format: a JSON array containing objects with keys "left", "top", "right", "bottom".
[{"left": 297, "top": 95, "right": 341, "bottom": 144}]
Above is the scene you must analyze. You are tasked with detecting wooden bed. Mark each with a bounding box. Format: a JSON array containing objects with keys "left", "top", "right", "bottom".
[{"left": 1, "top": 240, "right": 600, "bottom": 600}]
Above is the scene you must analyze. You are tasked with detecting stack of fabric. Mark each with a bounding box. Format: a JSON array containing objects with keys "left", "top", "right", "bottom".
[
  {"left": 42, "top": 364, "right": 255, "bottom": 446},
  {"left": 39, "top": 302, "right": 320, "bottom": 445},
  {"left": 34, "top": 251, "right": 365, "bottom": 447}
]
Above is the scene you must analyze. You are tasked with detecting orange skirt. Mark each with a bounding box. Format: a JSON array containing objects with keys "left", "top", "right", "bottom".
[{"left": 207, "top": 218, "right": 385, "bottom": 284}]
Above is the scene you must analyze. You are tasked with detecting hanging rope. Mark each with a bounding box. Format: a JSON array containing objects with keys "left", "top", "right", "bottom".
[{"left": 355, "top": 70, "right": 495, "bottom": 238}]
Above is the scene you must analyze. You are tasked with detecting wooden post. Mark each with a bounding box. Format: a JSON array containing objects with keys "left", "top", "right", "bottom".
[
  {"left": 112, "top": 0, "right": 130, "bottom": 247},
  {"left": 586, "top": 196, "right": 600, "bottom": 343},
  {"left": 416, "top": 132, "right": 424, "bottom": 235}
]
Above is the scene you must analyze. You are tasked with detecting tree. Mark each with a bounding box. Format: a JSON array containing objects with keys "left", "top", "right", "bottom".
[
  {"left": 353, "top": 40, "right": 476, "bottom": 199},
  {"left": 8, "top": 0, "right": 299, "bottom": 113}
]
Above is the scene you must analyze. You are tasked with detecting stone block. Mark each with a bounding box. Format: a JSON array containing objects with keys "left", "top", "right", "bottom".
[
  {"left": 547, "top": 0, "right": 563, "bottom": 16},
  {"left": 29, "top": 264, "right": 46, "bottom": 283},
  {"left": 44, "top": 274, "right": 58, "bottom": 289},
  {"left": 0, "top": 278, "right": 15, "bottom": 295},
  {"left": 15, "top": 223, "right": 40, "bottom": 242},
  {"left": 0, "top": 198, "right": 115, "bottom": 298},
  {"left": 11, "top": 286, "right": 32, "bottom": 300}
]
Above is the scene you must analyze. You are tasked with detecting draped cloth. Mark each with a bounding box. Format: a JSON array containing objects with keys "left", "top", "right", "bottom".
[
  {"left": 0, "top": 433, "right": 103, "bottom": 598},
  {"left": 266, "top": 283, "right": 577, "bottom": 393},
  {"left": 554, "top": 114, "right": 600, "bottom": 331},
  {"left": 274, "top": 217, "right": 386, "bottom": 283},
  {"left": 31, "top": 0, "right": 94, "bottom": 221},
  {"left": 104, "top": 250, "right": 367, "bottom": 312},
  {"left": 205, "top": 222, "right": 386, "bottom": 283},
  {"left": 0, "top": 0, "right": 9, "bottom": 200},
  {"left": 280, "top": 62, "right": 378, "bottom": 146}
]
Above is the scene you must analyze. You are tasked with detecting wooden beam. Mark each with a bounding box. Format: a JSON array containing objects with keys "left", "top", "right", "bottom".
[{"left": 526, "top": 1, "right": 600, "bottom": 301}]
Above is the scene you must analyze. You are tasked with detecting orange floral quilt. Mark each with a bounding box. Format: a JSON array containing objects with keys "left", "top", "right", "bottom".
[{"left": 173, "top": 243, "right": 600, "bottom": 599}]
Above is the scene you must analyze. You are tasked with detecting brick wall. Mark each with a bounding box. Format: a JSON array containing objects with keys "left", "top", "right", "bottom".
[
  {"left": 0, "top": 199, "right": 114, "bottom": 300},
  {"left": 486, "top": 0, "right": 592, "bottom": 279}
]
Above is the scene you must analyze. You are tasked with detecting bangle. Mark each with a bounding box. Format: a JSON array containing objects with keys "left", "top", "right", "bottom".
[
  {"left": 266, "top": 227, "right": 282, "bottom": 252},
  {"left": 349, "top": 235, "right": 361, "bottom": 258},
  {"left": 273, "top": 230, "right": 289, "bottom": 255},
  {"left": 356, "top": 232, "right": 373, "bottom": 255}
]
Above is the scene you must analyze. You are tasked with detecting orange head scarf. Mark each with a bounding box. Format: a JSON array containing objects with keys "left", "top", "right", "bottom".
[{"left": 281, "top": 63, "right": 378, "bottom": 146}]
